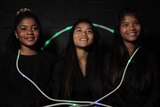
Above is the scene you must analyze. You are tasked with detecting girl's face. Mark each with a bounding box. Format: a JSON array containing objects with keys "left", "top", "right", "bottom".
[
  {"left": 73, "top": 22, "right": 94, "bottom": 49},
  {"left": 120, "top": 15, "right": 141, "bottom": 44},
  {"left": 15, "top": 17, "right": 40, "bottom": 49}
]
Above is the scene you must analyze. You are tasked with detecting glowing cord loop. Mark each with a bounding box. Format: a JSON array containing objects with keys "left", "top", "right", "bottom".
[
  {"left": 16, "top": 50, "right": 112, "bottom": 107},
  {"left": 41, "top": 26, "right": 73, "bottom": 50},
  {"left": 16, "top": 47, "right": 140, "bottom": 107},
  {"left": 16, "top": 23, "right": 140, "bottom": 107}
]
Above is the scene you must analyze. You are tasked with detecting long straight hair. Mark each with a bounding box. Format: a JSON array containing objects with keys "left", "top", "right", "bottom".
[
  {"left": 62, "top": 18, "right": 104, "bottom": 99},
  {"left": 107, "top": 7, "right": 156, "bottom": 91}
]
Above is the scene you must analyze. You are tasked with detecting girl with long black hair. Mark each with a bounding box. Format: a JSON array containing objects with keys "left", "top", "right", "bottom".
[
  {"left": 51, "top": 18, "right": 106, "bottom": 102},
  {"left": 104, "top": 7, "right": 160, "bottom": 107}
]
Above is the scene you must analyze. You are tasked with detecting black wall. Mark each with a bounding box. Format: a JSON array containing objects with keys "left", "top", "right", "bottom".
[{"left": 0, "top": 0, "right": 159, "bottom": 57}]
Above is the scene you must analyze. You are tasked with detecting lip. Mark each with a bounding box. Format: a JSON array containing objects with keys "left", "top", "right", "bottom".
[
  {"left": 25, "top": 37, "right": 36, "bottom": 41},
  {"left": 79, "top": 36, "right": 89, "bottom": 40},
  {"left": 128, "top": 31, "right": 137, "bottom": 35},
  {"left": 80, "top": 38, "right": 88, "bottom": 41}
]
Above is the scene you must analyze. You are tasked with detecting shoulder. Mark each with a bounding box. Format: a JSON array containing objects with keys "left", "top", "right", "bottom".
[
  {"left": 139, "top": 47, "right": 160, "bottom": 72},
  {"left": 139, "top": 47, "right": 158, "bottom": 62},
  {"left": 2, "top": 51, "right": 17, "bottom": 62}
]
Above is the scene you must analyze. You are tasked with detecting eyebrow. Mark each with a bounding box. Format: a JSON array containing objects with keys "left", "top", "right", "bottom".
[{"left": 19, "top": 24, "right": 38, "bottom": 27}]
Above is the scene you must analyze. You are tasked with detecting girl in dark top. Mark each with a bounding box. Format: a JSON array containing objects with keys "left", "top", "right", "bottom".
[
  {"left": 52, "top": 18, "right": 105, "bottom": 103},
  {"left": 0, "top": 8, "right": 56, "bottom": 107},
  {"left": 104, "top": 7, "right": 160, "bottom": 107}
]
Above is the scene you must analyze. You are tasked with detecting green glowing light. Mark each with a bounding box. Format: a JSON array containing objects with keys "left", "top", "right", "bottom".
[
  {"left": 66, "top": 100, "right": 80, "bottom": 107},
  {"left": 65, "top": 26, "right": 72, "bottom": 30},
  {"left": 67, "top": 100, "right": 72, "bottom": 103},
  {"left": 45, "top": 40, "right": 51, "bottom": 46},
  {"left": 41, "top": 23, "right": 114, "bottom": 50},
  {"left": 41, "top": 40, "right": 51, "bottom": 50},
  {"left": 54, "top": 32, "right": 60, "bottom": 38},
  {"left": 128, "top": 59, "right": 131, "bottom": 63},
  {"left": 72, "top": 103, "right": 77, "bottom": 106},
  {"left": 70, "top": 103, "right": 81, "bottom": 107}
]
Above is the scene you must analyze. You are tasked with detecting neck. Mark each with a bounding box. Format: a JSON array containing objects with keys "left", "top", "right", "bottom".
[
  {"left": 124, "top": 42, "right": 135, "bottom": 56},
  {"left": 20, "top": 46, "right": 37, "bottom": 55},
  {"left": 76, "top": 48, "right": 88, "bottom": 76},
  {"left": 76, "top": 48, "right": 88, "bottom": 62}
]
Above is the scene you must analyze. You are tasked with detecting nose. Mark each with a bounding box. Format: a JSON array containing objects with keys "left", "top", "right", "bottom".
[
  {"left": 27, "top": 28, "right": 34, "bottom": 35},
  {"left": 129, "top": 24, "right": 135, "bottom": 30},
  {"left": 82, "top": 31, "right": 87, "bottom": 35}
]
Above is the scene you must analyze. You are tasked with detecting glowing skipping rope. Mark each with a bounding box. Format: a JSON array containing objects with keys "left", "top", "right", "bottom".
[{"left": 16, "top": 23, "right": 140, "bottom": 107}]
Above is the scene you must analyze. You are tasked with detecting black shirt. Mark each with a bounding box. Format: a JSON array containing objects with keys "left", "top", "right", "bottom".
[
  {"left": 0, "top": 51, "right": 56, "bottom": 107},
  {"left": 51, "top": 59, "right": 94, "bottom": 101}
]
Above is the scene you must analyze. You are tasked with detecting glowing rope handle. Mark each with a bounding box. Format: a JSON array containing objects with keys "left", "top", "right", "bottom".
[{"left": 41, "top": 23, "right": 114, "bottom": 50}]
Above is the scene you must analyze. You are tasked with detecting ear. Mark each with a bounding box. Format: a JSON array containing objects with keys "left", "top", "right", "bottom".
[{"left": 15, "top": 31, "right": 18, "bottom": 39}]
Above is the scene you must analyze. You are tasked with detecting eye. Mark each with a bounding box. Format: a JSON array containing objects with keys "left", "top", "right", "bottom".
[
  {"left": 75, "top": 29, "right": 82, "bottom": 33},
  {"left": 20, "top": 27, "right": 27, "bottom": 31},
  {"left": 32, "top": 26, "right": 39, "bottom": 31},
  {"left": 87, "top": 29, "right": 93, "bottom": 33},
  {"left": 134, "top": 22, "right": 140, "bottom": 26},
  {"left": 121, "top": 23, "right": 129, "bottom": 28}
]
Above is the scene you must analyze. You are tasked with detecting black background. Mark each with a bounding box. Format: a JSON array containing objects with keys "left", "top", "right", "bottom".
[{"left": 0, "top": 0, "right": 159, "bottom": 57}]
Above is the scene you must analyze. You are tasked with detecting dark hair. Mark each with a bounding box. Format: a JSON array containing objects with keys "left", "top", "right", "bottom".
[
  {"left": 114, "top": 7, "right": 147, "bottom": 48},
  {"left": 6, "top": 9, "right": 44, "bottom": 53},
  {"left": 107, "top": 7, "right": 155, "bottom": 91},
  {"left": 62, "top": 18, "right": 104, "bottom": 99}
]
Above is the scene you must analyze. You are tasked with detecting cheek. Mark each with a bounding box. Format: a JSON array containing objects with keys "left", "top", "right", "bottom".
[
  {"left": 137, "top": 27, "right": 141, "bottom": 33},
  {"left": 120, "top": 28, "right": 127, "bottom": 36},
  {"left": 120, "top": 26, "right": 125, "bottom": 32},
  {"left": 73, "top": 34, "right": 79, "bottom": 42},
  {"left": 34, "top": 31, "right": 40, "bottom": 38},
  {"left": 88, "top": 33, "right": 94, "bottom": 38},
  {"left": 90, "top": 36, "right": 94, "bottom": 42},
  {"left": 120, "top": 31, "right": 127, "bottom": 39},
  {"left": 73, "top": 38, "right": 79, "bottom": 45},
  {"left": 15, "top": 32, "right": 24, "bottom": 39},
  {"left": 88, "top": 35, "right": 94, "bottom": 44},
  {"left": 16, "top": 30, "right": 28, "bottom": 39}
]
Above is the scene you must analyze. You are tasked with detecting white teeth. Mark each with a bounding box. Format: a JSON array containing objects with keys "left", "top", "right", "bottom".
[
  {"left": 80, "top": 38, "right": 87, "bottom": 41},
  {"left": 128, "top": 32, "right": 136, "bottom": 36},
  {"left": 27, "top": 37, "right": 34, "bottom": 41}
]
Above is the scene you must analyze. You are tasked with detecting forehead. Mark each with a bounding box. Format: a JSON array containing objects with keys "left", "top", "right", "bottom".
[
  {"left": 75, "top": 22, "right": 92, "bottom": 28},
  {"left": 121, "top": 15, "right": 138, "bottom": 22},
  {"left": 18, "top": 17, "right": 37, "bottom": 26}
]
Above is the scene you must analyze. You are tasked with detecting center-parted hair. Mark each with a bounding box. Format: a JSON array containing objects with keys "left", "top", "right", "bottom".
[
  {"left": 106, "top": 7, "right": 158, "bottom": 92},
  {"left": 62, "top": 18, "right": 104, "bottom": 99}
]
